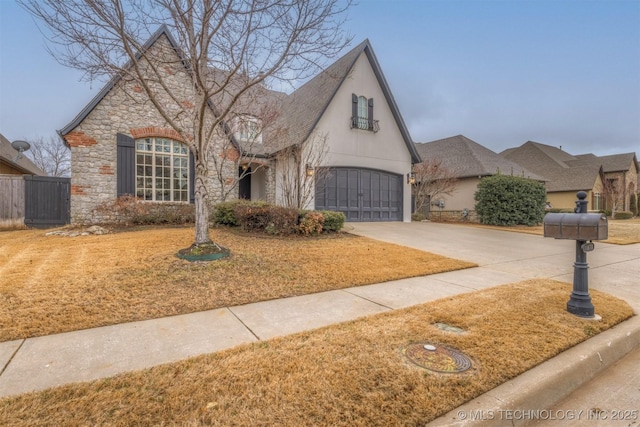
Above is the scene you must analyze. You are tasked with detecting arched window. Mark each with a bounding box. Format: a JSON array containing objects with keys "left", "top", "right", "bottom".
[
  {"left": 357, "top": 96, "right": 368, "bottom": 129},
  {"left": 135, "top": 137, "right": 189, "bottom": 202}
]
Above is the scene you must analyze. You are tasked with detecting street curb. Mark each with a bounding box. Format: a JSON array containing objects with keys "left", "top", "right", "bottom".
[{"left": 426, "top": 314, "right": 640, "bottom": 427}]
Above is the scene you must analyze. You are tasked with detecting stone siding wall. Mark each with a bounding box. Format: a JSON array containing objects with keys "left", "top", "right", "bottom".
[{"left": 63, "top": 34, "right": 236, "bottom": 224}]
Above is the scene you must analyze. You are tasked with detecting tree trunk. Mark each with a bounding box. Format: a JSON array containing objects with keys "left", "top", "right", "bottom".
[{"left": 194, "top": 165, "right": 211, "bottom": 245}]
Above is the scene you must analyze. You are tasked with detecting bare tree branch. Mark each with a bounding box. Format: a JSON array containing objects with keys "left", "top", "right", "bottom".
[
  {"left": 19, "top": 0, "right": 352, "bottom": 245},
  {"left": 25, "top": 136, "right": 71, "bottom": 177},
  {"left": 412, "top": 159, "right": 458, "bottom": 214},
  {"left": 277, "top": 132, "right": 329, "bottom": 209}
]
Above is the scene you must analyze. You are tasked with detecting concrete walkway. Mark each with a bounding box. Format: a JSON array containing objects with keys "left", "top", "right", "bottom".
[{"left": 1, "top": 221, "right": 638, "bottom": 424}]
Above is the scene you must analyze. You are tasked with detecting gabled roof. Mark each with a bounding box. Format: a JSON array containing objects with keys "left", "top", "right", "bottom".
[
  {"left": 263, "top": 39, "right": 421, "bottom": 163},
  {"left": 415, "top": 135, "right": 545, "bottom": 180},
  {"left": 566, "top": 152, "right": 638, "bottom": 173},
  {"left": 0, "top": 133, "right": 45, "bottom": 175},
  {"left": 58, "top": 29, "right": 420, "bottom": 163},
  {"left": 500, "top": 140, "right": 635, "bottom": 192}
]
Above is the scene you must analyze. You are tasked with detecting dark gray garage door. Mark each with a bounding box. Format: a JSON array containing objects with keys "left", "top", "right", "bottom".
[{"left": 315, "top": 167, "right": 402, "bottom": 221}]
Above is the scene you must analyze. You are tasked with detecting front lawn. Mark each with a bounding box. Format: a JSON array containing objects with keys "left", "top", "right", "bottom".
[
  {"left": 0, "top": 226, "right": 476, "bottom": 341},
  {"left": 0, "top": 279, "right": 632, "bottom": 426}
]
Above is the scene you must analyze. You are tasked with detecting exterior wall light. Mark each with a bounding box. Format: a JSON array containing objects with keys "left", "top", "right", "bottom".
[
  {"left": 306, "top": 164, "right": 315, "bottom": 177},
  {"left": 407, "top": 172, "right": 415, "bottom": 184}
]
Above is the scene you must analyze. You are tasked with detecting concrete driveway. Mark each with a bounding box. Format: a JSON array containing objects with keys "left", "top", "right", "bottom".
[{"left": 347, "top": 221, "right": 640, "bottom": 311}]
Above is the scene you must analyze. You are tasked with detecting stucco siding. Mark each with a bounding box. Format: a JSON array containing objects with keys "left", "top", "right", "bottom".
[{"left": 310, "top": 53, "right": 413, "bottom": 221}]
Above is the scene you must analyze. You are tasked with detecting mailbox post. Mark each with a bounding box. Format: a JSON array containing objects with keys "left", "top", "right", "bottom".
[
  {"left": 569, "top": 191, "right": 594, "bottom": 317},
  {"left": 543, "top": 191, "right": 608, "bottom": 318}
]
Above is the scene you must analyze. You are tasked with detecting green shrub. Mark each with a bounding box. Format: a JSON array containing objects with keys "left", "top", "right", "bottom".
[
  {"left": 630, "top": 193, "right": 638, "bottom": 217},
  {"left": 211, "top": 200, "right": 245, "bottom": 226},
  {"left": 474, "top": 174, "right": 546, "bottom": 226},
  {"left": 299, "top": 211, "right": 324, "bottom": 235},
  {"left": 320, "top": 211, "right": 345, "bottom": 232},
  {"left": 613, "top": 211, "right": 633, "bottom": 220}
]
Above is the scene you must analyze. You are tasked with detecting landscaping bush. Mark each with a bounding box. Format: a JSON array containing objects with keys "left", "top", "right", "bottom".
[
  {"left": 299, "top": 211, "right": 324, "bottom": 235},
  {"left": 474, "top": 174, "right": 546, "bottom": 226},
  {"left": 212, "top": 201, "right": 344, "bottom": 235},
  {"left": 630, "top": 193, "right": 638, "bottom": 217},
  {"left": 95, "top": 195, "right": 195, "bottom": 225},
  {"left": 613, "top": 211, "right": 633, "bottom": 220},
  {"left": 411, "top": 212, "right": 427, "bottom": 221},
  {"left": 211, "top": 200, "right": 246, "bottom": 226},
  {"left": 320, "top": 210, "right": 345, "bottom": 232},
  {"left": 233, "top": 201, "right": 272, "bottom": 232},
  {"left": 266, "top": 206, "right": 300, "bottom": 235}
]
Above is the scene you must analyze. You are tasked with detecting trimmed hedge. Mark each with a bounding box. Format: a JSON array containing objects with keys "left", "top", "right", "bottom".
[
  {"left": 631, "top": 193, "right": 638, "bottom": 217},
  {"left": 211, "top": 201, "right": 345, "bottom": 235},
  {"left": 319, "top": 210, "right": 345, "bottom": 232},
  {"left": 474, "top": 174, "right": 546, "bottom": 226},
  {"left": 95, "top": 195, "right": 195, "bottom": 225},
  {"left": 613, "top": 211, "right": 633, "bottom": 220}
]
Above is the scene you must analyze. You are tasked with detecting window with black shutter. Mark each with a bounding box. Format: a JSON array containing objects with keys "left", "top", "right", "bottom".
[{"left": 350, "top": 94, "right": 379, "bottom": 132}]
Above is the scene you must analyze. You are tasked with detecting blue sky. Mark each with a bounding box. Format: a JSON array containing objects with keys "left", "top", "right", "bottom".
[{"left": 1, "top": 0, "right": 638, "bottom": 156}]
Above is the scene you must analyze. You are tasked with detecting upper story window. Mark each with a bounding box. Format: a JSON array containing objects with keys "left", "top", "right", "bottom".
[
  {"left": 351, "top": 93, "right": 379, "bottom": 132},
  {"left": 135, "top": 137, "right": 189, "bottom": 202},
  {"left": 234, "top": 115, "right": 262, "bottom": 144}
]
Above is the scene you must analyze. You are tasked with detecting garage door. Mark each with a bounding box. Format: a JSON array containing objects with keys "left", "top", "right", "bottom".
[{"left": 315, "top": 168, "right": 402, "bottom": 221}]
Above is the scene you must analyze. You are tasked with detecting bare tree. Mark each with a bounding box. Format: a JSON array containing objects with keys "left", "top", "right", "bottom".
[
  {"left": 603, "top": 177, "right": 624, "bottom": 218},
  {"left": 25, "top": 136, "right": 71, "bottom": 177},
  {"left": 276, "top": 132, "right": 329, "bottom": 209},
  {"left": 412, "top": 159, "right": 457, "bottom": 214},
  {"left": 20, "top": 0, "right": 351, "bottom": 247}
]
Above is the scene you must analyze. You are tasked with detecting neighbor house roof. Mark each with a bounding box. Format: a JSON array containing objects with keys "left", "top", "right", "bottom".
[
  {"left": 501, "top": 141, "right": 634, "bottom": 192},
  {"left": 0, "top": 133, "right": 45, "bottom": 175},
  {"left": 565, "top": 152, "right": 639, "bottom": 174},
  {"left": 414, "top": 135, "right": 545, "bottom": 181}
]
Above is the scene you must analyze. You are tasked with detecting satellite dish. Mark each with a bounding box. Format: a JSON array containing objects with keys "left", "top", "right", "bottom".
[
  {"left": 11, "top": 140, "right": 31, "bottom": 152},
  {"left": 11, "top": 140, "right": 31, "bottom": 161}
]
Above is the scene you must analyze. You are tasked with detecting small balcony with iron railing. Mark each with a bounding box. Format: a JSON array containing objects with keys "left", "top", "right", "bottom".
[{"left": 351, "top": 116, "right": 380, "bottom": 133}]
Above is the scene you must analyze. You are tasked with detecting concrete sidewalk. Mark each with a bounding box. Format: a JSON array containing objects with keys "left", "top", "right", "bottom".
[{"left": 1, "top": 221, "right": 638, "bottom": 424}]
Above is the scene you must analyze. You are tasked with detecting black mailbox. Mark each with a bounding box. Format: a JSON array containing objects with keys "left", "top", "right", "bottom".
[{"left": 543, "top": 213, "right": 608, "bottom": 241}]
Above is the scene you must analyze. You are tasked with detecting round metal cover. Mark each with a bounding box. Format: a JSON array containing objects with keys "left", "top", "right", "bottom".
[{"left": 402, "top": 342, "right": 472, "bottom": 373}]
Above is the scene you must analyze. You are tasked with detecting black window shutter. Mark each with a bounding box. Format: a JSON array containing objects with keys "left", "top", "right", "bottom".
[
  {"left": 116, "top": 133, "right": 135, "bottom": 197},
  {"left": 351, "top": 93, "right": 358, "bottom": 128},
  {"left": 368, "top": 98, "right": 374, "bottom": 130},
  {"left": 189, "top": 151, "right": 195, "bottom": 204}
]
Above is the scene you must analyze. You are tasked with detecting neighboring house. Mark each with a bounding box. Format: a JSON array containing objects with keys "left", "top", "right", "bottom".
[
  {"left": 0, "top": 133, "right": 44, "bottom": 176},
  {"left": 414, "top": 135, "right": 544, "bottom": 219},
  {"left": 59, "top": 26, "right": 420, "bottom": 223},
  {"left": 502, "top": 141, "right": 638, "bottom": 212}
]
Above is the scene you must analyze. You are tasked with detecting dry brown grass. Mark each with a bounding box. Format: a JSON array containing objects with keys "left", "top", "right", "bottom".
[
  {"left": 455, "top": 218, "right": 640, "bottom": 244},
  {"left": 0, "top": 226, "right": 475, "bottom": 341},
  {"left": 0, "top": 279, "right": 632, "bottom": 427}
]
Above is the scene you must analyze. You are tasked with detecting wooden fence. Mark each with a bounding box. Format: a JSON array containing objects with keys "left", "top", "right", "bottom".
[
  {"left": 1, "top": 175, "right": 70, "bottom": 229},
  {"left": 0, "top": 176, "right": 26, "bottom": 229}
]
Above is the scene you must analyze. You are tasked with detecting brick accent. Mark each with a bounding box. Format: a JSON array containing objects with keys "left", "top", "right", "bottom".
[
  {"left": 181, "top": 100, "right": 194, "bottom": 109},
  {"left": 130, "top": 126, "right": 185, "bottom": 142},
  {"left": 221, "top": 148, "right": 240, "bottom": 161},
  {"left": 71, "top": 185, "right": 90, "bottom": 195},
  {"left": 99, "top": 165, "right": 114, "bottom": 175},
  {"left": 132, "top": 85, "right": 143, "bottom": 93},
  {"left": 65, "top": 132, "right": 98, "bottom": 147}
]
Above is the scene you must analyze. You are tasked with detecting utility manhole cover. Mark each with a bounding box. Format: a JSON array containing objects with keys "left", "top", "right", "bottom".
[{"left": 402, "top": 343, "right": 472, "bottom": 373}]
